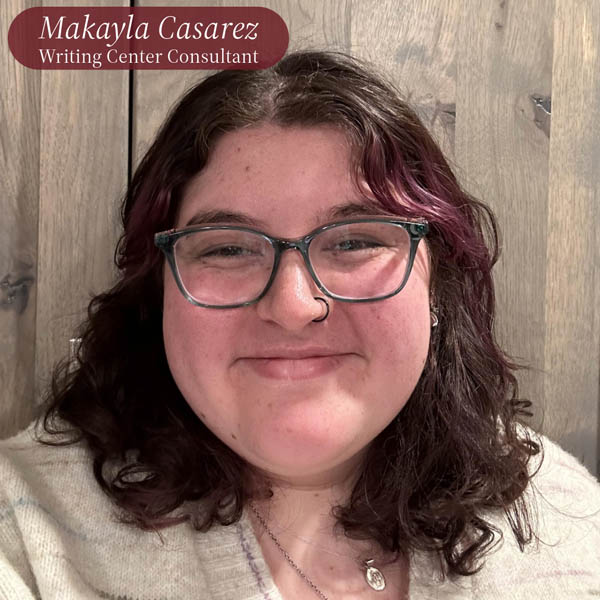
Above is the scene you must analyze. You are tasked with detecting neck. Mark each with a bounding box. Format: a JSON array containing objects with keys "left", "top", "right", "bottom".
[
  {"left": 247, "top": 454, "right": 365, "bottom": 554},
  {"left": 247, "top": 475, "right": 407, "bottom": 598},
  {"left": 254, "top": 481, "right": 348, "bottom": 530}
]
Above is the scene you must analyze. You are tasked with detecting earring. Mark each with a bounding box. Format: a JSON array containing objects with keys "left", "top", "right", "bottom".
[{"left": 430, "top": 309, "right": 439, "bottom": 328}]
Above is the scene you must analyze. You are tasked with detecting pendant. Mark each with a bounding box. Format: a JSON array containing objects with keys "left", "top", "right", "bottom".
[{"left": 364, "top": 559, "right": 386, "bottom": 591}]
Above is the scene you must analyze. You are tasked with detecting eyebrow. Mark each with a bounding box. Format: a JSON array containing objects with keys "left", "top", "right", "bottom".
[
  {"left": 322, "top": 201, "right": 392, "bottom": 220},
  {"left": 183, "top": 201, "right": 392, "bottom": 230},
  {"left": 184, "top": 210, "right": 268, "bottom": 229}
]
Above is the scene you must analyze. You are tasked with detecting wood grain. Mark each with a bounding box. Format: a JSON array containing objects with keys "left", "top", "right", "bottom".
[
  {"left": 544, "top": 0, "right": 600, "bottom": 473},
  {"left": 351, "top": 0, "right": 459, "bottom": 191},
  {"left": 454, "top": 0, "right": 554, "bottom": 440},
  {"left": 0, "top": 0, "right": 41, "bottom": 438},
  {"left": 34, "top": 0, "right": 129, "bottom": 414}
]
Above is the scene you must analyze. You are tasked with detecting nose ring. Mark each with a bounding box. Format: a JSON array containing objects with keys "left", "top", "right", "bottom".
[{"left": 312, "top": 297, "right": 330, "bottom": 322}]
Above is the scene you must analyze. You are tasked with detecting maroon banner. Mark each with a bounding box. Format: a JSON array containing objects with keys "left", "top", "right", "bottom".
[{"left": 8, "top": 6, "right": 289, "bottom": 70}]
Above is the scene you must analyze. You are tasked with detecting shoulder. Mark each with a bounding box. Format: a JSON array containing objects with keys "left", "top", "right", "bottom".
[
  {"left": 474, "top": 429, "right": 600, "bottom": 598},
  {"left": 527, "top": 430, "right": 600, "bottom": 538},
  {"left": 0, "top": 422, "right": 92, "bottom": 489},
  {"left": 533, "top": 429, "right": 599, "bottom": 487},
  {"left": 409, "top": 430, "right": 600, "bottom": 599},
  {"left": 0, "top": 424, "right": 279, "bottom": 600},
  {"left": 0, "top": 422, "right": 100, "bottom": 598},
  {"left": 0, "top": 422, "right": 100, "bottom": 522},
  {"left": 0, "top": 421, "right": 104, "bottom": 530}
]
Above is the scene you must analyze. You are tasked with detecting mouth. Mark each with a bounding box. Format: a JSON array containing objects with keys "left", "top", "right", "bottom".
[{"left": 237, "top": 352, "right": 354, "bottom": 381}]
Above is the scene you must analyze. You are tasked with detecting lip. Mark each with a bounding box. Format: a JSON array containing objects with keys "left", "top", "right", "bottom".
[
  {"left": 244, "top": 346, "right": 347, "bottom": 360},
  {"left": 237, "top": 349, "right": 354, "bottom": 380}
]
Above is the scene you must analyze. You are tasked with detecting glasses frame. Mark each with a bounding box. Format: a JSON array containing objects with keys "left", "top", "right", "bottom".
[{"left": 154, "top": 217, "right": 429, "bottom": 309}]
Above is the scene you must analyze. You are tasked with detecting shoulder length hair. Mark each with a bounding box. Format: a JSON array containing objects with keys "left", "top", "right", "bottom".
[{"left": 40, "top": 50, "right": 541, "bottom": 579}]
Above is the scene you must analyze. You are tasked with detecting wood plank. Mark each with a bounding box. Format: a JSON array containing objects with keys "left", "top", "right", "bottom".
[
  {"left": 35, "top": 0, "right": 129, "bottom": 408},
  {"left": 544, "top": 0, "right": 600, "bottom": 473},
  {"left": 455, "top": 0, "right": 554, "bottom": 442},
  {"left": 351, "top": 0, "right": 459, "bottom": 189},
  {"left": 0, "top": 0, "right": 41, "bottom": 438}
]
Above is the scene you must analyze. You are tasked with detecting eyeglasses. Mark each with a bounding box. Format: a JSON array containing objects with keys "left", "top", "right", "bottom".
[{"left": 154, "top": 217, "right": 428, "bottom": 309}]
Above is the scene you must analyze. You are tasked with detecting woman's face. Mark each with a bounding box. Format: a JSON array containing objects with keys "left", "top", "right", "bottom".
[{"left": 163, "top": 124, "right": 431, "bottom": 487}]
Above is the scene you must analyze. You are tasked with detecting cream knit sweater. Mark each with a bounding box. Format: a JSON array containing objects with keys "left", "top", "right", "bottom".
[{"left": 0, "top": 425, "right": 599, "bottom": 599}]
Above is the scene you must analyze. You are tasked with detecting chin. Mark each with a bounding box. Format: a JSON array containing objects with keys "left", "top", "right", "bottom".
[{"left": 242, "top": 425, "right": 370, "bottom": 480}]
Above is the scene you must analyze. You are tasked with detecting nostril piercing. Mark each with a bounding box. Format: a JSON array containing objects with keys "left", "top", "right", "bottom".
[{"left": 312, "top": 297, "right": 330, "bottom": 322}]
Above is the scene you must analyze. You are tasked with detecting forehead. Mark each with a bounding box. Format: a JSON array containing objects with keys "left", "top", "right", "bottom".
[{"left": 177, "top": 124, "right": 375, "bottom": 235}]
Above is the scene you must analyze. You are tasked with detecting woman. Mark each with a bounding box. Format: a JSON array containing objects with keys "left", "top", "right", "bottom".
[{"left": 1, "top": 51, "right": 599, "bottom": 599}]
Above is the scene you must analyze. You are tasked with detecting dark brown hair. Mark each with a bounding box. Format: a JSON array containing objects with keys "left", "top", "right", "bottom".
[{"left": 39, "top": 50, "right": 541, "bottom": 579}]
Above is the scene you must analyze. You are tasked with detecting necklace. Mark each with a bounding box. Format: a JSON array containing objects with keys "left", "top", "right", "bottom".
[{"left": 248, "top": 502, "right": 386, "bottom": 599}]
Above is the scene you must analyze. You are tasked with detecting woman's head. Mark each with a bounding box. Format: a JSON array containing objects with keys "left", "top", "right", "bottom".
[
  {"left": 118, "top": 50, "right": 501, "bottom": 483},
  {"left": 42, "top": 50, "right": 539, "bottom": 578},
  {"left": 162, "top": 123, "right": 432, "bottom": 487}
]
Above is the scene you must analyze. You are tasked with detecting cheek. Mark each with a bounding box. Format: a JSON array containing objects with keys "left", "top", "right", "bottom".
[
  {"left": 162, "top": 278, "right": 229, "bottom": 398},
  {"left": 163, "top": 281, "right": 201, "bottom": 361},
  {"left": 356, "top": 278, "right": 431, "bottom": 403},
  {"left": 371, "top": 301, "right": 430, "bottom": 365}
]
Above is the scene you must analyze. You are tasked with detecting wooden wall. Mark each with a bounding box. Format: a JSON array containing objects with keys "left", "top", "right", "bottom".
[
  {"left": 1, "top": 0, "right": 128, "bottom": 437},
  {"left": 2, "top": 0, "right": 599, "bottom": 476}
]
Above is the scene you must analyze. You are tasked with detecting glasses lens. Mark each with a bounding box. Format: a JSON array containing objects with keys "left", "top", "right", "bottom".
[
  {"left": 173, "top": 229, "right": 274, "bottom": 306},
  {"left": 309, "top": 222, "right": 412, "bottom": 300}
]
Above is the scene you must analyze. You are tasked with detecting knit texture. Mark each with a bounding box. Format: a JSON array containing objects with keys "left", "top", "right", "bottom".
[{"left": 0, "top": 424, "right": 599, "bottom": 599}]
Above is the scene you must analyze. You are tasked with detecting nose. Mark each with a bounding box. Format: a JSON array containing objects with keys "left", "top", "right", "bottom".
[{"left": 255, "top": 250, "right": 328, "bottom": 330}]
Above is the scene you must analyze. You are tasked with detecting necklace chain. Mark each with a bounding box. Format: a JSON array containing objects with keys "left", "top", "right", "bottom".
[
  {"left": 249, "top": 502, "right": 330, "bottom": 600},
  {"left": 248, "top": 502, "right": 386, "bottom": 599}
]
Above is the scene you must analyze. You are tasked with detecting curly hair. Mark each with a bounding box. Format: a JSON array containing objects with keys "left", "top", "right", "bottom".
[{"left": 39, "top": 50, "right": 542, "bottom": 579}]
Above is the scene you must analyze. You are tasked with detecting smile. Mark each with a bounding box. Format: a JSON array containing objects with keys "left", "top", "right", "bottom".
[{"left": 238, "top": 354, "right": 353, "bottom": 380}]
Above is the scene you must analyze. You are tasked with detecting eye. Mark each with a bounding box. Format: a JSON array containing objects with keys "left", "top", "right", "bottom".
[
  {"left": 331, "top": 238, "right": 385, "bottom": 252},
  {"left": 200, "top": 245, "right": 257, "bottom": 257},
  {"left": 176, "top": 231, "right": 268, "bottom": 263}
]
